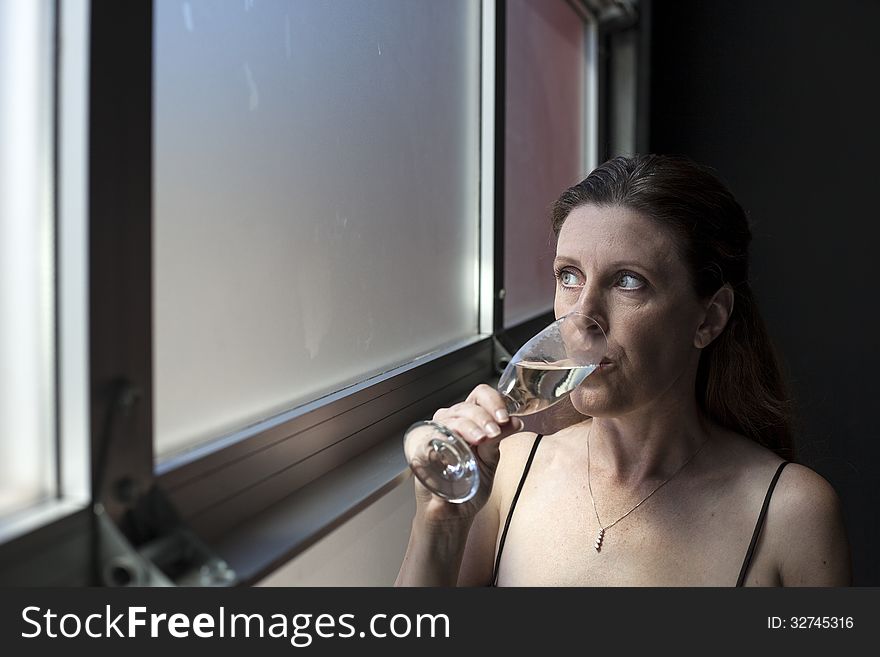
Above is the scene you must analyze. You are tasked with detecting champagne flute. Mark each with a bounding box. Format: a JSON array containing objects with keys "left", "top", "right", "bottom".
[{"left": 403, "top": 312, "right": 607, "bottom": 503}]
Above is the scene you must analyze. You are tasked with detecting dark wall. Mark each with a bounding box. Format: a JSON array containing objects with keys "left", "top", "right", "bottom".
[{"left": 648, "top": 0, "right": 880, "bottom": 585}]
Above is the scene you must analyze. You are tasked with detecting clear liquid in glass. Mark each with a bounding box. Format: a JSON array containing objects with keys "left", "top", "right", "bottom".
[{"left": 501, "top": 359, "right": 598, "bottom": 415}]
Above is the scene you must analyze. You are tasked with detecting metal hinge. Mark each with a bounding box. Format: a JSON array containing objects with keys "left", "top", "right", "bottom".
[{"left": 94, "top": 490, "right": 236, "bottom": 587}]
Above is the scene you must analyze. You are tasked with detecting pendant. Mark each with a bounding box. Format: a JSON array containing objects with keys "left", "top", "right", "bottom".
[{"left": 594, "top": 527, "right": 605, "bottom": 552}]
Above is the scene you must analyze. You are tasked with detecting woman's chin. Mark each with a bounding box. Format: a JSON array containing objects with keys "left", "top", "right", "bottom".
[{"left": 569, "top": 389, "right": 623, "bottom": 418}]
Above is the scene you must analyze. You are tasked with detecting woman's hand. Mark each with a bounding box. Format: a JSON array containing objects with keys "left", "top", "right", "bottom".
[{"left": 414, "top": 384, "right": 524, "bottom": 526}]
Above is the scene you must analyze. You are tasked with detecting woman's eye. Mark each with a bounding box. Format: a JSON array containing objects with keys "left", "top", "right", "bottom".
[
  {"left": 617, "top": 272, "right": 644, "bottom": 290},
  {"left": 559, "top": 270, "right": 580, "bottom": 287}
]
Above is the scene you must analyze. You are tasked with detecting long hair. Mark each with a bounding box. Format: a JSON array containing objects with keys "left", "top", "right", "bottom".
[{"left": 551, "top": 154, "right": 795, "bottom": 460}]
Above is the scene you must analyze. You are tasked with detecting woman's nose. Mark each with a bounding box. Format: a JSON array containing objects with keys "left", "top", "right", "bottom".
[
  {"left": 558, "top": 310, "right": 608, "bottom": 363},
  {"left": 571, "top": 284, "right": 608, "bottom": 334}
]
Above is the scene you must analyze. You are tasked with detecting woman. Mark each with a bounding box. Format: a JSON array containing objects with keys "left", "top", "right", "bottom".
[{"left": 395, "top": 154, "right": 852, "bottom": 586}]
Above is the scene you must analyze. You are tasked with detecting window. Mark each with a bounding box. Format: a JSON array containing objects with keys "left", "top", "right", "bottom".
[
  {"left": 0, "top": 0, "right": 56, "bottom": 525},
  {"left": 151, "top": 1, "right": 493, "bottom": 562},
  {"left": 1, "top": 0, "right": 609, "bottom": 586},
  {"left": 153, "top": 0, "right": 482, "bottom": 461},
  {"left": 0, "top": 0, "right": 89, "bottom": 545},
  {"left": 502, "top": 0, "right": 598, "bottom": 329}
]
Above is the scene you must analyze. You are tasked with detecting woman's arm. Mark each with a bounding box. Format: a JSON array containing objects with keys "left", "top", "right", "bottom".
[
  {"left": 394, "top": 385, "right": 522, "bottom": 586},
  {"left": 772, "top": 464, "right": 853, "bottom": 586},
  {"left": 395, "top": 505, "right": 479, "bottom": 586},
  {"left": 394, "top": 490, "right": 501, "bottom": 587}
]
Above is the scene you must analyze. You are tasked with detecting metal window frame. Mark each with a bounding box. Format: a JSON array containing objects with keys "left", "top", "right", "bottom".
[
  {"left": 0, "top": 0, "right": 58, "bottom": 533},
  {"left": 0, "top": 0, "right": 93, "bottom": 583},
  {"left": 87, "top": 0, "right": 155, "bottom": 533},
  {"left": 0, "top": 0, "right": 157, "bottom": 586},
  {"left": 594, "top": 0, "right": 642, "bottom": 162}
]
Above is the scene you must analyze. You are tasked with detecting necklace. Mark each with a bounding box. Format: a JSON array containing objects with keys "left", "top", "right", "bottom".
[{"left": 586, "top": 423, "right": 711, "bottom": 552}]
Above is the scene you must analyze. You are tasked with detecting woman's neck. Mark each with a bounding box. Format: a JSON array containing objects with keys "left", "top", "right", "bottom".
[{"left": 588, "top": 395, "right": 712, "bottom": 487}]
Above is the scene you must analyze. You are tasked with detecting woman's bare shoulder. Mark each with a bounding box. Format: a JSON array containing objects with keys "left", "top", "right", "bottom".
[
  {"left": 496, "top": 431, "right": 540, "bottom": 478},
  {"left": 498, "top": 430, "right": 541, "bottom": 455},
  {"left": 455, "top": 431, "right": 540, "bottom": 586},
  {"left": 494, "top": 421, "right": 589, "bottom": 498},
  {"left": 695, "top": 429, "right": 783, "bottom": 493},
  {"left": 712, "top": 429, "right": 852, "bottom": 586},
  {"left": 709, "top": 430, "right": 839, "bottom": 514},
  {"left": 766, "top": 462, "right": 852, "bottom": 585}
]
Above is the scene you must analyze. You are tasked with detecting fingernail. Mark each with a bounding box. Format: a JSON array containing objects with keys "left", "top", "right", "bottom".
[
  {"left": 470, "top": 428, "right": 485, "bottom": 440},
  {"left": 485, "top": 422, "right": 501, "bottom": 437},
  {"left": 495, "top": 409, "right": 509, "bottom": 422}
]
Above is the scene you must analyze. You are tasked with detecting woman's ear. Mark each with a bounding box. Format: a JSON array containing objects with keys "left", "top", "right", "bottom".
[{"left": 694, "top": 284, "right": 734, "bottom": 348}]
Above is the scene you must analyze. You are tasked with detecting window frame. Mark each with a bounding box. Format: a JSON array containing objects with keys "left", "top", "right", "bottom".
[
  {"left": 89, "top": 0, "right": 498, "bottom": 577},
  {"left": 0, "top": 0, "right": 93, "bottom": 583},
  {"left": 147, "top": 0, "right": 496, "bottom": 547}
]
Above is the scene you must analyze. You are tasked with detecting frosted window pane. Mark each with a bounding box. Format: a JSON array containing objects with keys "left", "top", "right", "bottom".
[
  {"left": 154, "top": 0, "right": 480, "bottom": 460},
  {"left": 0, "top": 0, "right": 55, "bottom": 518},
  {"left": 504, "top": 0, "right": 586, "bottom": 327}
]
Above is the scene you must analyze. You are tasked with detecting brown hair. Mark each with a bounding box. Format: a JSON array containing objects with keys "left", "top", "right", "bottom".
[{"left": 551, "top": 154, "right": 795, "bottom": 460}]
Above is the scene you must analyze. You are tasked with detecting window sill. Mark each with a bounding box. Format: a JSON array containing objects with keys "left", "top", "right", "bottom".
[
  {"left": 0, "top": 495, "right": 89, "bottom": 548},
  {"left": 0, "top": 498, "right": 92, "bottom": 586},
  {"left": 212, "top": 434, "right": 412, "bottom": 586}
]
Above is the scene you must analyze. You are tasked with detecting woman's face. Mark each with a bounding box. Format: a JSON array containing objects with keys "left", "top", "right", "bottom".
[{"left": 554, "top": 204, "right": 707, "bottom": 418}]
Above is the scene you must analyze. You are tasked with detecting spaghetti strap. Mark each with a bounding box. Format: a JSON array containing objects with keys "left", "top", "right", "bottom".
[
  {"left": 490, "top": 434, "right": 543, "bottom": 587},
  {"left": 736, "top": 460, "right": 790, "bottom": 586}
]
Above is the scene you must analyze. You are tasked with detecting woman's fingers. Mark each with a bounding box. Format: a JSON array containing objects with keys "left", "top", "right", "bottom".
[
  {"left": 433, "top": 385, "right": 524, "bottom": 446},
  {"left": 450, "top": 418, "right": 493, "bottom": 445},
  {"left": 414, "top": 384, "right": 524, "bottom": 513},
  {"left": 466, "top": 384, "right": 513, "bottom": 425}
]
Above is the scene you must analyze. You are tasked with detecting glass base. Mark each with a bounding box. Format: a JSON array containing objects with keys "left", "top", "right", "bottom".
[{"left": 403, "top": 421, "right": 479, "bottom": 503}]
